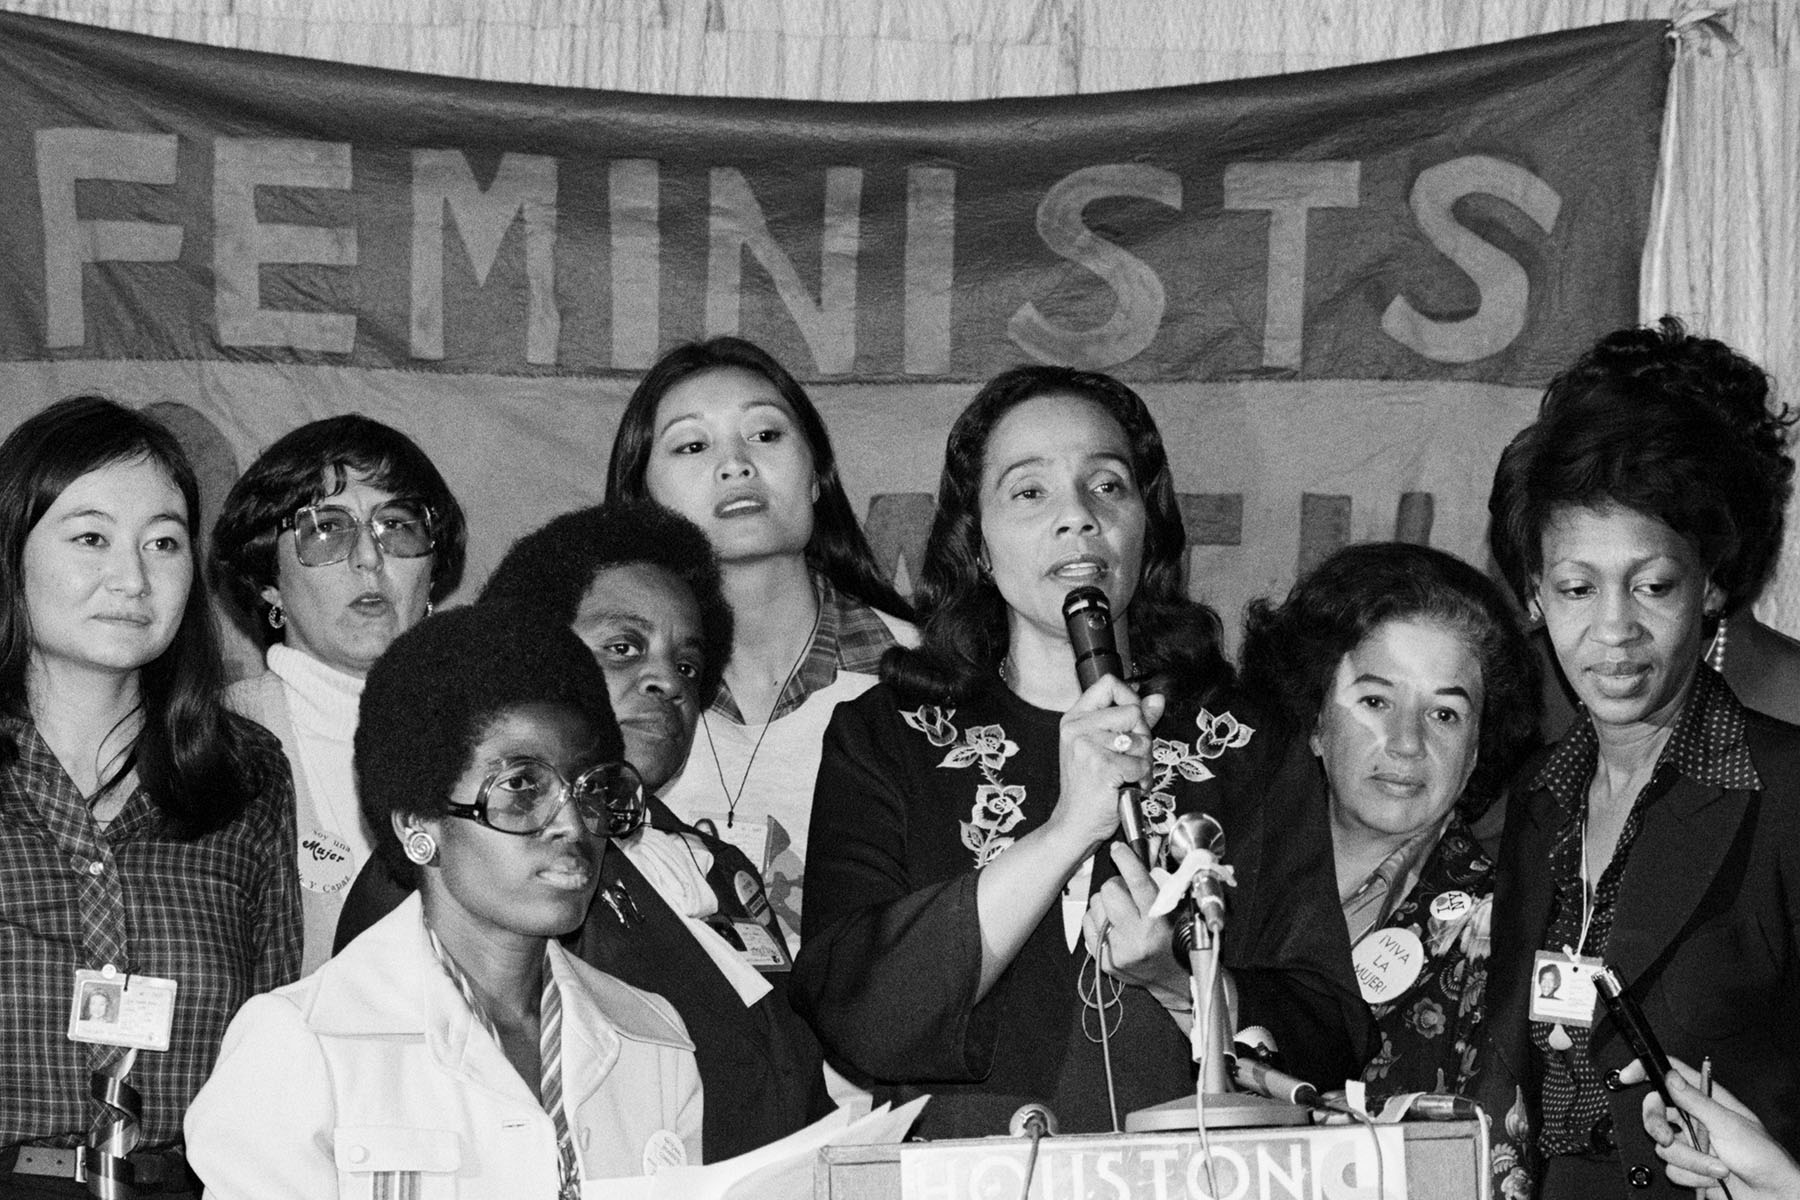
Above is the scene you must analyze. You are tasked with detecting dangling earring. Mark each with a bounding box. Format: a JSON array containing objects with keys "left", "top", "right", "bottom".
[
  {"left": 404, "top": 830, "right": 438, "bottom": 865},
  {"left": 425, "top": 600, "right": 435, "bottom": 618},
  {"left": 267, "top": 604, "right": 286, "bottom": 630}
]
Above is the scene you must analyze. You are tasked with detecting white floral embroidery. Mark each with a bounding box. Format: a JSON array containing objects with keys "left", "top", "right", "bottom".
[
  {"left": 903, "top": 706, "right": 1024, "bottom": 868},
  {"left": 939, "top": 724, "right": 1019, "bottom": 772},
  {"left": 1142, "top": 707, "right": 1255, "bottom": 840},
  {"left": 901, "top": 702, "right": 1254, "bottom": 866},
  {"left": 900, "top": 706, "right": 958, "bottom": 747}
]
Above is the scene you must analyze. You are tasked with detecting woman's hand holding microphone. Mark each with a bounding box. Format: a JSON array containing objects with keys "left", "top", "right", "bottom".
[{"left": 1044, "top": 674, "right": 1163, "bottom": 857}]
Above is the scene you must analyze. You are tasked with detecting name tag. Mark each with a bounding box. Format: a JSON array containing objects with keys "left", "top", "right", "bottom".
[
  {"left": 729, "top": 919, "right": 790, "bottom": 970},
  {"left": 1529, "top": 949, "right": 1602, "bottom": 1028},
  {"left": 68, "top": 965, "right": 177, "bottom": 1051}
]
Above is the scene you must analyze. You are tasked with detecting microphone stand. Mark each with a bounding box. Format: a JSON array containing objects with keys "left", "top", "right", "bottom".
[{"left": 1126, "top": 859, "right": 1312, "bottom": 1132}]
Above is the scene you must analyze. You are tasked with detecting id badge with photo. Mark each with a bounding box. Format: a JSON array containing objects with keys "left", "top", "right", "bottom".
[
  {"left": 1529, "top": 950, "right": 1603, "bottom": 1028},
  {"left": 726, "top": 871, "right": 792, "bottom": 972},
  {"left": 728, "top": 919, "right": 790, "bottom": 970},
  {"left": 67, "top": 965, "right": 177, "bottom": 1052}
]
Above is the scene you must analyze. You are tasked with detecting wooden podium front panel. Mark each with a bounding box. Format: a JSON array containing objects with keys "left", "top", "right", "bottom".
[{"left": 817, "top": 1122, "right": 1486, "bottom": 1200}]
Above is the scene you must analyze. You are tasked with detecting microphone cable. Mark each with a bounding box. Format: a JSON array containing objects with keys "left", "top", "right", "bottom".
[
  {"left": 1094, "top": 940, "right": 1121, "bottom": 1132},
  {"left": 1188, "top": 942, "right": 1222, "bottom": 1200},
  {"left": 1008, "top": 1104, "right": 1056, "bottom": 1200}
]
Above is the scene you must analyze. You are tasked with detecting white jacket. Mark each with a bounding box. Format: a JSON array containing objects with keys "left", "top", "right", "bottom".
[{"left": 186, "top": 893, "right": 703, "bottom": 1198}]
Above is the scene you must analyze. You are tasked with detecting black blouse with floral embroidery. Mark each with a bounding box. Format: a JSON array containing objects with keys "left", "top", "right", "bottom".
[{"left": 793, "top": 679, "right": 1362, "bottom": 1138}]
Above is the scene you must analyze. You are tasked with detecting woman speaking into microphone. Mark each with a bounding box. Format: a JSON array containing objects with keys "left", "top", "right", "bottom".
[{"left": 792, "top": 366, "right": 1351, "bottom": 1137}]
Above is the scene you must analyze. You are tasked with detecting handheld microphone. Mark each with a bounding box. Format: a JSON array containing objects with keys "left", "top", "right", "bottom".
[
  {"left": 1062, "top": 586, "right": 1148, "bottom": 862},
  {"left": 1594, "top": 966, "right": 1678, "bottom": 1114},
  {"left": 1063, "top": 586, "right": 1126, "bottom": 686}
]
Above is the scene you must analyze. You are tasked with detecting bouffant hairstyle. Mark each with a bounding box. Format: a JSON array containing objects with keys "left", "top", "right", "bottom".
[
  {"left": 604, "top": 336, "right": 914, "bottom": 622},
  {"left": 1239, "top": 542, "right": 1539, "bottom": 813},
  {"left": 1489, "top": 317, "right": 1794, "bottom": 614},
  {"left": 355, "top": 606, "right": 621, "bottom": 886},
  {"left": 0, "top": 395, "right": 278, "bottom": 835},
  {"left": 476, "top": 501, "right": 733, "bottom": 706},
  {"left": 884, "top": 364, "right": 1231, "bottom": 705},
  {"left": 213, "top": 415, "right": 468, "bottom": 642}
]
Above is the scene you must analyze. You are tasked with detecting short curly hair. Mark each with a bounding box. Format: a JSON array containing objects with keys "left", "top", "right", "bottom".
[
  {"left": 1488, "top": 317, "right": 1794, "bottom": 615},
  {"left": 354, "top": 605, "right": 621, "bottom": 886},
  {"left": 475, "top": 500, "right": 732, "bottom": 706},
  {"left": 1239, "top": 542, "right": 1539, "bottom": 814},
  {"left": 213, "top": 415, "right": 467, "bottom": 642}
]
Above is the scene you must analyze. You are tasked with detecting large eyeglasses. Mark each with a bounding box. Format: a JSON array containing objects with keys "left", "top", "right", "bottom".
[
  {"left": 446, "top": 757, "right": 646, "bottom": 838},
  {"left": 280, "top": 500, "right": 436, "bottom": 568}
]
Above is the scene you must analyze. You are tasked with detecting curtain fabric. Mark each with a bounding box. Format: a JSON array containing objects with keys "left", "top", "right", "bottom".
[{"left": 4, "top": 0, "right": 1796, "bottom": 627}]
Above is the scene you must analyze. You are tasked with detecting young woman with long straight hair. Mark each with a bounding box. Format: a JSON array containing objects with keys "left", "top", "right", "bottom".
[
  {"left": 0, "top": 396, "right": 298, "bottom": 1196},
  {"left": 606, "top": 336, "right": 915, "bottom": 944}
]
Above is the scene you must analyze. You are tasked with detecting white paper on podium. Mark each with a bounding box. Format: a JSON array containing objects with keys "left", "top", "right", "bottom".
[{"left": 582, "top": 1096, "right": 928, "bottom": 1200}]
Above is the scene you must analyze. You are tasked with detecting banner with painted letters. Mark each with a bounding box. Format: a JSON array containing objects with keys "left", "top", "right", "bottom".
[{"left": 0, "top": 12, "right": 1669, "bottom": 667}]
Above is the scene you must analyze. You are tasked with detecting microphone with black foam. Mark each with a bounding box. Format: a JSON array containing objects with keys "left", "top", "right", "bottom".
[{"left": 1061, "top": 586, "right": 1149, "bottom": 863}]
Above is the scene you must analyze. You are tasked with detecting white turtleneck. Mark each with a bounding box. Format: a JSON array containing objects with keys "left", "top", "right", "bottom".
[{"left": 226, "top": 643, "right": 371, "bottom": 976}]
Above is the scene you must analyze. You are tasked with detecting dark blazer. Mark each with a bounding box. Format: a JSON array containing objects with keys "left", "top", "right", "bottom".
[
  {"left": 1482, "top": 709, "right": 1800, "bottom": 1197},
  {"left": 335, "top": 798, "right": 832, "bottom": 1162}
]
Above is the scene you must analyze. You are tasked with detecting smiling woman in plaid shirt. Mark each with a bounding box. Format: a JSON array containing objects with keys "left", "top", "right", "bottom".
[{"left": 0, "top": 396, "right": 301, "bottom": 1198}]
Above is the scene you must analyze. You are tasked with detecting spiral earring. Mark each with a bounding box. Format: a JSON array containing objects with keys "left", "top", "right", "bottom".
[
  {"left": 267, "top": 604, "right": 286, "bottom": 630},
  {"left": 404, "top": 829, "right": 438, "bottom": 865}
]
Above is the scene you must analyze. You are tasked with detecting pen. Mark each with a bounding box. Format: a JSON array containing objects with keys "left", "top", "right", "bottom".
[{"left": 1693, "top": 1057, "right": 1714, "bottom": 1155}]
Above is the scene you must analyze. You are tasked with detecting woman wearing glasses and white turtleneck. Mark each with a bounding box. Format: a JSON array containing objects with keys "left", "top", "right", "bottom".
[{"left": 213, "top": 417, "right": 467, "bottom": 974}]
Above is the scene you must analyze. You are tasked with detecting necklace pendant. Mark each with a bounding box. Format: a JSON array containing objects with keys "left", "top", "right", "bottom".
[{"left": 1548, "top": 1022, "right": 1572, "bottom": 1051}]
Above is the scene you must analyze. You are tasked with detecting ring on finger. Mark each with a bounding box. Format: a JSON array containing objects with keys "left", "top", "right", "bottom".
[{"left": 1111, "top": 732, "right": 1135, "bottom": 754}]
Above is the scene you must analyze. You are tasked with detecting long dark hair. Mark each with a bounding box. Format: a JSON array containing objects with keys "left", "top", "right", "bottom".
[
  {"left": 885, "top": 365, "right": 1230, "bottom": 705},
  {"left": 1239, "top": 541, "right": 1539, "bottom": 813},
  {"left": 0, "top": 396, "right": 276, "bottom": 836},
  {"left": 604, "top": 337, "right": 913, "bottom": 622}
]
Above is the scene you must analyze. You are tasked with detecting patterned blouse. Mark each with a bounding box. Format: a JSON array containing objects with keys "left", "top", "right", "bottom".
[{"left": 1355, "top": 814, "right": 1494, "bottom": 1106}]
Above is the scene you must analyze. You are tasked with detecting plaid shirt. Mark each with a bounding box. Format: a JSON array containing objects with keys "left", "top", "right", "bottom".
[
  {"left": 1528, "top": 666, "right": 1759, "bottom": 1157},
  {"left": 0, "top": 715, "right": 301, "bottom": 1150},
  {"left": 708, "top": 575, "right": 900, "bottom": 725}
]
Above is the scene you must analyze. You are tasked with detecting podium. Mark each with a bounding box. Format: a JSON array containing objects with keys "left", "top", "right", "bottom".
[{"left": 816, "top": 1120, "right": 1487, "bottom": 1200}]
